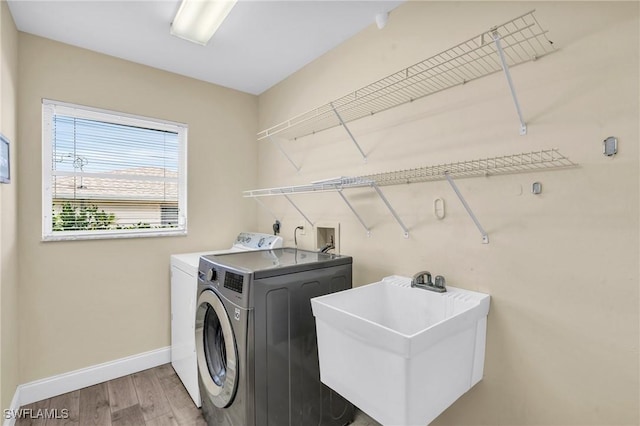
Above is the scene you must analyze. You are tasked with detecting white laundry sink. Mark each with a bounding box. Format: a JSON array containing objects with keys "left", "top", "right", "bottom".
[{"left": 311, "top": 275, "right": 490, "bottom": 426}]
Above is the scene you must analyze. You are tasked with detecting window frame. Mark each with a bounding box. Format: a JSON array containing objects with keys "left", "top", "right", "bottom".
[{"left": 42, "top": 99, "right": 188, "bottom": 241}]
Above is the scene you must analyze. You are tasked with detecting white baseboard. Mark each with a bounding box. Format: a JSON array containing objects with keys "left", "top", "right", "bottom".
[
  {"left": 2, "top": 387, "right": 21, "bottom": 426},
  {"left": 3, "top": 346, "right": 170, "bottom": 426}
]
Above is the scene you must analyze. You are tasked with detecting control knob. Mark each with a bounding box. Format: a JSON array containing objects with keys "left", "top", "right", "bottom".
[{"left": 207, "top": 268, "right": 217, "bottom": 282}]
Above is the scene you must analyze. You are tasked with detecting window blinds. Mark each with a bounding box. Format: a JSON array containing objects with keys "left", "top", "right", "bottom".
[{"left": 42, "top": 100, "right": 187, "bottom": 240}]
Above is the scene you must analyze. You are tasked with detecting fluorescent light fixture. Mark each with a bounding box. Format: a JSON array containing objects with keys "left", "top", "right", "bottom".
[{"left": 171, "top": 0, "right": 237, "bottom": 46}]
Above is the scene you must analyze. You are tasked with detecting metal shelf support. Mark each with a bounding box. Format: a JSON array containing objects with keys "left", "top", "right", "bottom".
[
  {"left": 371, "top": 183, "right": 410, "bottom": 238},
  {"left": 444, "top": 173, "right": 489, "bottom": 244},
  {"left": 252, "top": 197, "right": 280, "bottom": 222},
  {"left": 337, "top": 190, "right": 371, "bottom": 237},
  {"left": 284, "top": 194, "right": 314, "bottom": 227},
  {"left": 491, "top": 30, "right": 528, "bottom": 135},
  {"left": 330, "top": 102, "right": 367, "bottom": 162},
  {"left": 268, "top": 136, "right": 300, "bottom": 172}
]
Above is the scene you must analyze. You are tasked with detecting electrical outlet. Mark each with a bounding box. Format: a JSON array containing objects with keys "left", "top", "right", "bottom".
[{"left": 299, "top": 221, "right": 306, "bottom": 235}]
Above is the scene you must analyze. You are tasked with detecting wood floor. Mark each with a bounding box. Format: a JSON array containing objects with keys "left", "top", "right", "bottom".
[
  {"left": 16, "top": 364, "right": 205, "bottom": 426},
  {"left": 16, "top": 363, "right": 380, "bottom": 426}
]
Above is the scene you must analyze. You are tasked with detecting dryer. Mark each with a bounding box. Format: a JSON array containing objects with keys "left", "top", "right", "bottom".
[
  {"left": 170, "top": 232, "right": 282, "bottom": 407},
  {"left": 196, "top": 248, "right": 355, "bottom": 426}
]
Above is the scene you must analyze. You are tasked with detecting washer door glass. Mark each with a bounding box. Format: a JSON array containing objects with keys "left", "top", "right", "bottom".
[
  {"left": 204, "top": 306, "right": 227, "bottom": 387},
  {"left": 196, "top": 289, "right": 238, "bottom": 408}
]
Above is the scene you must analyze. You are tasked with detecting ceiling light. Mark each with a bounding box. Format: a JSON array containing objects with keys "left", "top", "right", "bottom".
[{"left": 170, "top": 0, "right": 237, "bottom": 46}]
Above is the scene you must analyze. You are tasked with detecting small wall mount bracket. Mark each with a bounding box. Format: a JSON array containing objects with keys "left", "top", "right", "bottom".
[
  {"left": 603, "top": 136, "right": 617, "bottom": 157},
  {"left": 531, "top": 181, "right": 542, "bottom": 195}
]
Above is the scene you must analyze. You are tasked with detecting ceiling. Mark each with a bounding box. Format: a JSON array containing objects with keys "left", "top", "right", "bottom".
[{"left": 8, "top": 0, "right": 403, "bottom": 95}]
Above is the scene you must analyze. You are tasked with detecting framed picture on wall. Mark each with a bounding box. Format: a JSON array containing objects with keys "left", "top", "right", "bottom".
[{"left": 0, "top": 134, "right": 10, "bottom": 184}]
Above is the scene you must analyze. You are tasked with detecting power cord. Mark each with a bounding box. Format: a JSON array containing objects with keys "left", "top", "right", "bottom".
[{"left": 294, "top": 226, "right": 304, "bottom": 247}]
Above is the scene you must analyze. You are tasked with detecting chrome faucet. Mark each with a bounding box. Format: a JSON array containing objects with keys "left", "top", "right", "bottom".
[{"left": 411, "top": 271, "right": 447, "bottom": 293}]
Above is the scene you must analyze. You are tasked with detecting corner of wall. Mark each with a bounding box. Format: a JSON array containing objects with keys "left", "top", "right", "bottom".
[{"left": 0, "top": 0, "right": 20, "bottom": 414}]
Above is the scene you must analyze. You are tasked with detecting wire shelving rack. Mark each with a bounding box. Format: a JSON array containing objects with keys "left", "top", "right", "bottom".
[
  {"left": 257, "top": 10, "right": 556, "bottom": 169},
  {"left": 244, "top": 149, "right": 578, "bottom": 243}
]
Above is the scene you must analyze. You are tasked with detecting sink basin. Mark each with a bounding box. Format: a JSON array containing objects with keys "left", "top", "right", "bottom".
[{"left": 311, "top": 275, "right": 490, "bottom": 426}]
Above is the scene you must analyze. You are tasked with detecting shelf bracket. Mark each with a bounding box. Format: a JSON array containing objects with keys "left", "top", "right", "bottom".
[
  {"left": 337, "top": 190, "right": 371, "bottom": 237},
  {"left": 491, "top": 31, "right": 527, "bottom": 136},
  {"left": 371, "top": 183, "right": 409, "bottom": 238},
  {"left": 283, "top": 195, "right": 314, "bottom": 227},
  {"left": 330, "top": 102, "right": 367, "bottom": 162},
  {"left": 268, "top": 135, "right": 301, "bottom": 172},
  {"left": 444, "top": 173, "right": 489, "bottom": 244},
  {"left": 252, "top": 197, "right": 280, "bottom": 222}
]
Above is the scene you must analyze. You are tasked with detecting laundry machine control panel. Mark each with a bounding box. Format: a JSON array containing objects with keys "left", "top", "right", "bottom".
[
  {"left": 199, "top": 258, "right": 252, "bottom": 308},
  {"left": 233, "top": 232, "right": 282, "bottom": 250},
  {"left": 223, "top": 271, "right": 244, "bottom": 293}
]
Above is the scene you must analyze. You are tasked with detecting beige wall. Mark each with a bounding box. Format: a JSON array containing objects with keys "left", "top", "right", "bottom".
[
  {"left": 0, "top": 0, "right": 18, "bottom": 412},
  {"left": 258, "top": 2, "right": 639, "bottom": 425},
  {"left": 17, "top": 34, "right": 258, "bottom": 382},
  {"left": 4, "top": 2, "right": 639, "bottom": 424}
]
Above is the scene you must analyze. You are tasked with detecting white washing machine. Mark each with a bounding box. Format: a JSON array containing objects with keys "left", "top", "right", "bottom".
[{"left": 170, "top": 232, "right": 282, "bottom": 407}]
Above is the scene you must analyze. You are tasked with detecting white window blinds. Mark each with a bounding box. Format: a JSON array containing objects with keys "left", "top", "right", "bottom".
[{"left": 42, "top": 100, "right": 187, "bottom": 240}]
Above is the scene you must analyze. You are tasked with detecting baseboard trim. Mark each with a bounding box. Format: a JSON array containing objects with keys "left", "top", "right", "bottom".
[
  {"left": 2, "top": 386, "right": 21, "bottom": 426},
  {"left": 10, "top": 346, "right": 170, "bottom": 415}
]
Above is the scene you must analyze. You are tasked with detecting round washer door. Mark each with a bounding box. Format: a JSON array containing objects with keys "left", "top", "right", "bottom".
[{"left": 196, "top": 289, "right": 239, "bottom": 408}]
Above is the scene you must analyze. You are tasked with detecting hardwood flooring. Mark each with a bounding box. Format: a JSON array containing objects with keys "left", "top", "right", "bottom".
[
  {"left": 16, "top": 364, "right": 204, "bottom": 426},
  {"left": 15, "top": 363, "right": 379, "bottom": 426}
]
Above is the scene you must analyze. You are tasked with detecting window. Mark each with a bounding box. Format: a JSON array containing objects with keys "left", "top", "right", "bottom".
[
  {"left": 161, "top": 205, "right": 180, "bottom": 226},
  {"left": 42, "top": 99, "right": 187, "bottom": 240}
]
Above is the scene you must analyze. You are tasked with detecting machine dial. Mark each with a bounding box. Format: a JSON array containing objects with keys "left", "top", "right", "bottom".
[{"left": 206, "top": 268, "right": 217, "bottom": 282}]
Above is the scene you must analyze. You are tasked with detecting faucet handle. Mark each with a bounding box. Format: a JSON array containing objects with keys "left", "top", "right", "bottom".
[
  {"left": 411, "top": 271, "right": 433, "bottom": 286},
  {"left": 434, "top": 275, "right": 446, "bottom": 289}
]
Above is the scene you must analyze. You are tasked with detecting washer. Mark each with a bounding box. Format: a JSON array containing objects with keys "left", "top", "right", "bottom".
[
  {"left": 170, "top": 232, "right": 282, "bottom": 407},
  {"left": 196, "top": 248, "right": 355, "bottom": 426}
]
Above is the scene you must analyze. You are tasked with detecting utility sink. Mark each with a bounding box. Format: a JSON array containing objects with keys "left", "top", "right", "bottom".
[{"left": 311, "top": 275, "right": 490, "bottom": 426}]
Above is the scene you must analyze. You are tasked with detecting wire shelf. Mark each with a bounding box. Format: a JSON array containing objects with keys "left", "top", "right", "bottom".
[
  {"left": 363, "top": 148, "right": 576, "bottom": 186},
  {"left": 244, "top": 149, "right": 576, "bottom": 198},
  {"left": 257, "top": 10, "right": 555, "bottom": 142},
  {"left": 245, "top": 149, "right": 576, "bottom": 241},
  {"left": 242, "top": 177, "right": 374, "bottom": 198}
]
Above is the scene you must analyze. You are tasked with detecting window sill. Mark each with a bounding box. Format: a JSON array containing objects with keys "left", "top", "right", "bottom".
[{"left": 42, "top": 228, "right": 187, "bottom": 242}]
